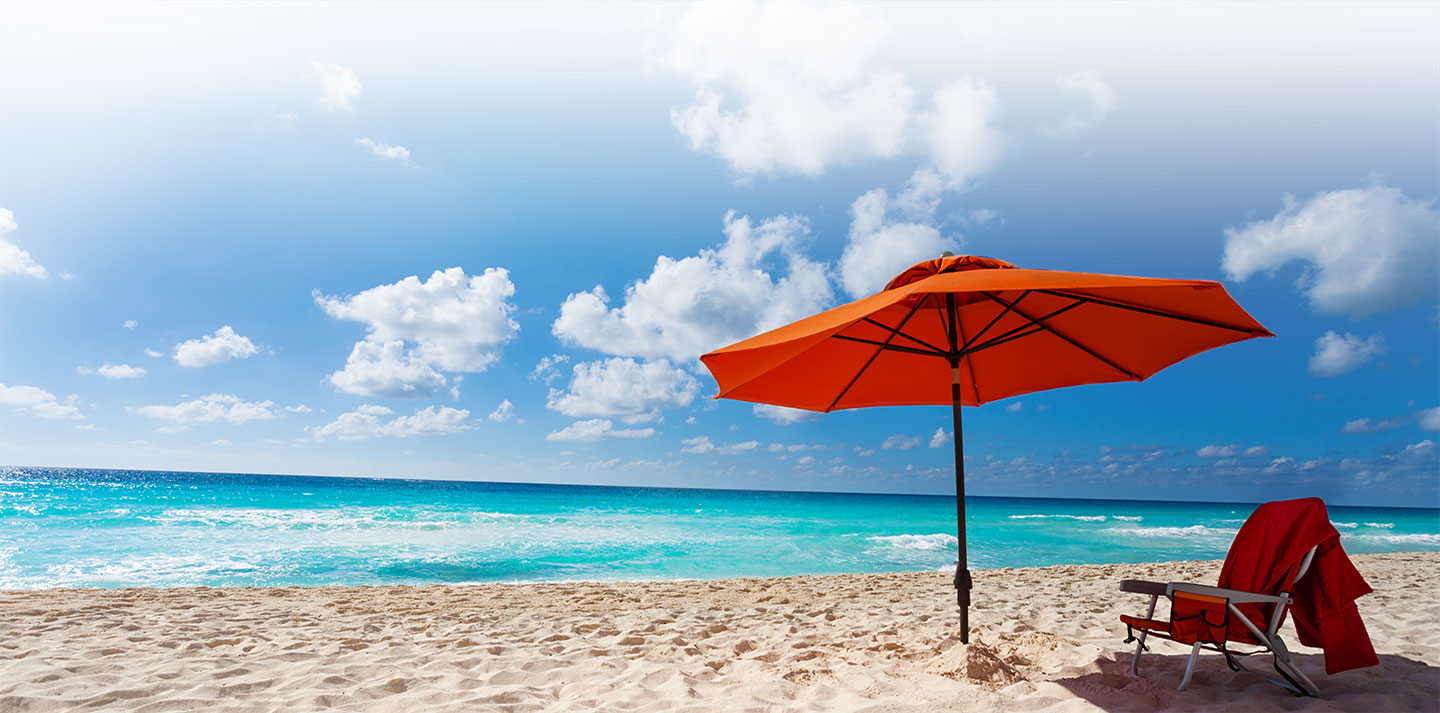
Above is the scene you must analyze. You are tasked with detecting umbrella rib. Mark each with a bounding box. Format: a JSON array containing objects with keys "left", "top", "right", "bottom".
[
  {"left": 831, "top": 335, "right": 943, "bottom": 358},
  {"left": 961, "top": 289, "right": 1031, "bottom": 352},
  {"left": 859, "top": 317, "right": 947, "bottom": 355},
  {"left": 958, "top": 300, "right": 1086, "bottom": 356},
  {"left": 824, "top": 298, "right": 928, "bottom": 412},
  {"left": 984, "top": 293, "right": 1143, "bottom": 380},
  {"left": 1034, "top": 289, "right": 1266, "bottom": 335}
]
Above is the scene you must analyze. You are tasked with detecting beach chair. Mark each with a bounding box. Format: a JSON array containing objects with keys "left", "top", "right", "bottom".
[
  {"left": 1118, "top": 546, "right": 1318, "bottom": 696},
  {"left": 1117, "top": 497, "right": 1376, "bottom": 698}
]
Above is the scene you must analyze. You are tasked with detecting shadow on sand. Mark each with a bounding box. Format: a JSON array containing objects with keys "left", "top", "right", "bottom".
[{"left": 1053, "top": 649, "right": 1440, "bottom": 712}]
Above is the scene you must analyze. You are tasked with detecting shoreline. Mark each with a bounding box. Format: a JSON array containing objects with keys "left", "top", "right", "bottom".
[
  {"left": 4, "top": 549, "right": 1438, "bottom": 593},
  {"left": 2, "top": 552, "right": 1436, "bottom": 712}
]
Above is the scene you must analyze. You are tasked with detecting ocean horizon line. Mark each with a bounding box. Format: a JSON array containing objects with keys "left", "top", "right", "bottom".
[{"left": 5, "top": 463, "right": 1435, "bottom": 513}]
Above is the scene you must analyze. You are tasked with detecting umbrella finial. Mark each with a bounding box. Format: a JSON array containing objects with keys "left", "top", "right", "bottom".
[{"left": 941, "top": 250, "right": 955, "bottom": 257}]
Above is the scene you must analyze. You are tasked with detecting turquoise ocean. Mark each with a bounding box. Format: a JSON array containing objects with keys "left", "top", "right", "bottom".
[{"left": 2, "top": 466, "right": 1436, "bottom": 589}]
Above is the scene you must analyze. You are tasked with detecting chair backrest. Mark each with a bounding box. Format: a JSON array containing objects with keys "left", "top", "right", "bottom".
[{"left": 1217, "top": 498, "right": 1338, "bottom": 641}]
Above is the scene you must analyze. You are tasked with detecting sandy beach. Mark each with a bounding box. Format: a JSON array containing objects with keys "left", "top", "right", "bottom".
[{"left": 1, "top": 551, "right": 1435, "bottom": 712}]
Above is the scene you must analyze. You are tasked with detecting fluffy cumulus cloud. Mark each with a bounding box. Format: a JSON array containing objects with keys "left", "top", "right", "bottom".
[
  {"left": 1044, "top": 69, "right": 1116, "bottom": 137},
  {"left": 0, "top": 383, "right": 83, "bottom": 420},
  {"left": 753, "top": 404, "right": 820, "bottom": 425},
  {"left": 882, "top": 434, "right": 922, "bottom": 450},
  {"left": 929, "top": 427, "right": 952, "bottom": 449},
  {"left": 553, "top": 212, "right": 831, "bottom": 363},
  {"left": 356, "top": 138, "right": 413, "bottom": 165},
  {"left": 325, "top": 339, "right": 448, "bottom": 399},
  {"left": 128, "top": 394, "right": 279, "bottom": 431},
  {"left": 918, "top": 78, "right": 1004, "bottom": 190},
  {"left": 1342, "top": 407, "right": 1440, "bottom": 434},
  {"left": 839, "top": 169, "right": 959, "bottom": 298},
  {"left": 317, "top": 267, "right": 519, "bottom": 398},
  {"left": 76, "top": 363, "right": 146, "bottom": 379},
  {"left": 1196, "top": 444, "right": 1269, "bottom": 459},
  {"left": 311, "top": 59, "right": 361, "bottom": 111},
  {"left": 546, "top": 358, "right": 699, "bottom": 424},
  {"left": 1340, "top": 416, "right": 1405, "bottom": 435},
  {"left": 172, "top": 326, "right": 259, "bottom": 368},
  {"left": 662, "top": 1, "right": 912, "bottom": 177},
  {"left": 679, "top": 435, "right": 760, "bottom": 455},
  {"left": 1307, "top": 331, "right": 1387, "bottom": 378},
  {"left": 545, "top": 418, "right": 655, "bottom": 443},
  {"left": 311, "top": 405, "right": 472, "bottom": 442},
  {"left": 0, "top": 208, "right": 50, "bottom": 279},
  {"left": 1422, "top": 407, "right": 1440, "bottom": 432},
  {"left": 1196, "top": 444, "right": 1238, "bottom": 458},
  {"left": 487, "top": 399, "right": 515, "bottom": 422},
  {"left": 529, "top": 354, "right": 570, "bottom": 385},
  {"left": 1222, "top": 184, "right": 1439, "bottom": 319}
]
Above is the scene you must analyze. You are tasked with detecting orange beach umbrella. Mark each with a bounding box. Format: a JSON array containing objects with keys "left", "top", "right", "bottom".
[{"left": 700, "top": 254, "right": 1273, "bottom": 642}]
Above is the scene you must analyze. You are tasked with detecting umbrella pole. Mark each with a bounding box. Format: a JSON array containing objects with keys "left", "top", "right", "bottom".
[{"left": 950, "top": 362, "right": 972, "bottom": 644}]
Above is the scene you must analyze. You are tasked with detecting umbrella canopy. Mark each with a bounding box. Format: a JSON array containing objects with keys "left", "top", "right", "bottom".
[{"left": 700, "top": 254, "right": 1273, "bottom": 642}]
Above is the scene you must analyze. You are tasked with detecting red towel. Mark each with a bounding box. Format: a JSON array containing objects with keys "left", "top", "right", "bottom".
[{"left": 1217, "top": 497, "right": 1378, "bottom": 674}]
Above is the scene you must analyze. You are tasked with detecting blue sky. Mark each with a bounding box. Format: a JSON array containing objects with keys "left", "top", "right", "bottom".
[{"left": 1, "top": 1, "right": 1437, "bottom": 507}]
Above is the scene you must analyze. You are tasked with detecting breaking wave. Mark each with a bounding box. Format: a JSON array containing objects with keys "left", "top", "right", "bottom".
[{"left": 868, "top": 534, "right": 958, "bottom": 550}]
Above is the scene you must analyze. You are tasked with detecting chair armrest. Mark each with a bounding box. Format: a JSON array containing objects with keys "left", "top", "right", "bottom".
[
  {"left": 1120, "top": 579, "right": 1167, "bottom": 596},
  {"left": 1166, "top": 582, "right": 1290, "bottom": 605}
]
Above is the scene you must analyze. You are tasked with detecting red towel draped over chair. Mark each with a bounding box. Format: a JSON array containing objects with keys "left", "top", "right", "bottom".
[{"left": 1217, "top": 497, "right": 1378, "bottom": 674}]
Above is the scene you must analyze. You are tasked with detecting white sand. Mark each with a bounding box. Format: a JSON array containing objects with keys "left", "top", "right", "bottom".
[{"left": 1, "top": 552, "right": 1435, "bottom": 712}]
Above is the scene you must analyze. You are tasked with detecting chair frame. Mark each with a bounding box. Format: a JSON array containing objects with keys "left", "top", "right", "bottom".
[{"left": 1122, "top": 545, "right": 1319, "bottom": 697}]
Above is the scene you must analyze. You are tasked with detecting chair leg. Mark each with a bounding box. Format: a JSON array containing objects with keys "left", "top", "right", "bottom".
[
  {"left": 1130, "top": 594, "right": 1159, "bottom": 679},
  {"left": 1130, "top": 632, "right": 1149, "bottom": 678},
  {"left": 1270, "top": 635, "right": 1321, "bottom": 697},
  {"left": 1177, "top": 641, "right": 1203, "bottom": 691}
]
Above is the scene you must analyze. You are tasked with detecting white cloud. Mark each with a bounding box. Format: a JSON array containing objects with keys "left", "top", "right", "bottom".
[
  {"left": 356, "top": 138, "right": 413, "bottom": 165},
  {"left": 1044, "top": 69, "right": 1116, "bottom": 137},
  {"left": 797, "top": 455, "right": 816, "bottom": 466},
  {"left": 839, "top": 168, "right": 959, "bottom": 298},
  {"left": 546, "top": 358, "right": 698, "bottom": 424},
  {"left": 679, "top": 435, "right": 760, "bottom": 455},
  {"left": 553, "top": 211, "right": 831, "bottom": 363},
  {"left": 173, "top": 326, "right": 259, "bottom": 367},
  {"left": 311, "top": 59, "right": 361, "bottom": 112},
  {"left": 311, "top": 405, "right": 472, "bottom": 442},
  {"left": 1340, "top": 416, "right": 1404, "bottom": 434},
  {"left": 317, "top": 267, "right": 519, "bottom": 398},
  {"left": 0, "top": 208, "right": 50, "bottom": 279},
  {"left": 0, "top": 383, "right": 83, "bottom": 420},
  {"left": 1005, "top": 401, "right": 1023, "bottom": 413},
  {"left": 918, "top": 78, "right": 1004, "bottom": 190},
  {"left": 882, "top": 434, "right": 922, "bottom": 450},
  {"left": 752, "top": 403, "right": 820, "bottom": 425},
  {"left": 143, "top": 348, "right": 163, "bottom": 358},
  {"left": 545, "top": 418, "right": 656, "bottom": 443},
  {"left": 529, "top": 354, "right": 570, "bottom": 385},
  {"left": 283, "top": 404, "right": 312, "bottom": 414},
  {"left": 1197, "top": 444, "right": 1238, "bottom": 458},
  {"left": 662, "top": 1, "right": 912, "bottom": 177},
  {"left": 1308, "top": 331, "right": 1387, "bottom": 378},
  {"left": 929, "top": 427, "right": 952, "bottom": 449},
  {"left": 1242, "top": 445, "right": 1270, "bottom": 458},
  {"left": 1222, "top": 184, "right": 1439, "bottom": 319},
  {"left": 122, "top": 320, "right": 138, "bottom": 330},
  {"left": 488, "top": 399, "right": 515, "bottom": 422},
  {"left": 76, "top": 363, "right": 146, "bottom": 379},
  {"left": 1398, "top": 439, "right": 1436, "bottom": 463},
  {"left": 326, "top": 339, "right": 448, "bottom": 399},
  {"left": 1421, "top": 407, "right": 1440, "bottom": 432},
  {"left": 128, "top": 394, "right": 278, "bottom": 429}
]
